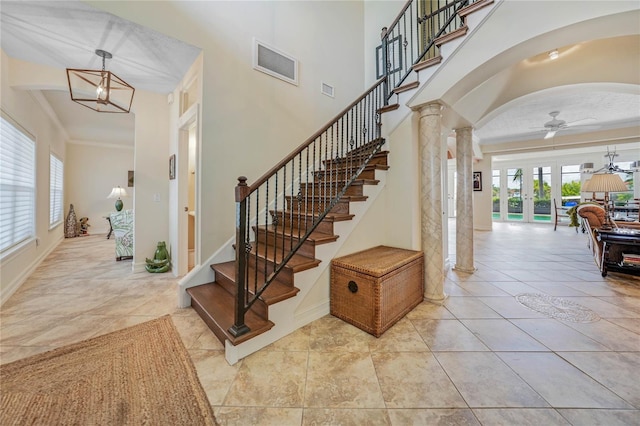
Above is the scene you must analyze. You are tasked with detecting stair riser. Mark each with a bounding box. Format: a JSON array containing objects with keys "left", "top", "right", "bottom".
[
  {"left": 255, "top": 229, "right": 316, "bottom": 259},
  {"left": 285, "top": 198, "right": 350, "bottom": 215},
  {"left": 324, "top": 154, "right": 387, "bottom": 169},
  {"left": 313, "top": 168, "right": 376, "bottom": 181},
  {"left": 301, "top": 183, "right": 363, "bottom": 197},
  {"left": 189, "top": 299, "right": 229, "bottom": 344},
  {"left": 247, "top": 254, "right": 295, "bottom": 284},
  {"left": 210, "top": 269, "right": 270, "bottom": 319},
  {"left": 273, "top": 212, "right": 334, "bottom": 235}
]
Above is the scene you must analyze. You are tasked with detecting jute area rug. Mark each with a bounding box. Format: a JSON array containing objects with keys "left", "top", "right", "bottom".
[{"left": 1, "top": 315, "right": 217, "bottom": 425}]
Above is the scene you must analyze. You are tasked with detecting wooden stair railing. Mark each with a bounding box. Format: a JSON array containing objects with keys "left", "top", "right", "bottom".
[
  {"left": 381, "top": 0, "right": 483, "bottom": 100},
  {"left": 229, "top": 79, "right": 388, "bottom": 338}
]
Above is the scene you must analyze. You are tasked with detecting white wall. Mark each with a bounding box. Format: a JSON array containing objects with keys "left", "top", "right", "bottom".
[
  {"left": 473, "top": 154, "right": 493, "bottom": 231},
  {"left": 91, "top": 0, "right": 368, "bottom": 266},
  {"left": 0, "top": 51, "right": 67, "bottom": 304},
  {"left": 363, "top": 0, "right": 406, "bottom": 86},
  {"left": 65, "top": 142, "right": 134, "bottom": 234},
  {"left": 131, "top": 90, "right": 171, "bottom": 272}
]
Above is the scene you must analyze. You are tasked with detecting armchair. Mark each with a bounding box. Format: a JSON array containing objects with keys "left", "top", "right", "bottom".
[
  {"left": 110, "top": 209, "right": 133, "bottom": 260},
  {"left": 577, "top": 204, "right": 606, "bottom": 268}
]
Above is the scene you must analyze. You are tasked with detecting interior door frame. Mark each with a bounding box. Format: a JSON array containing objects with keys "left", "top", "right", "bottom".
[{"left": 177, "top": 104, "right": 200, "bottom": 276}]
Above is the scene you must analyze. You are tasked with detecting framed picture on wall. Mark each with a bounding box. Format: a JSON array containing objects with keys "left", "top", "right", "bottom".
[
  {"left": 128, "top": 170, "right": 134, "bottom": 187},
  {"left": 169, "top": 154, "right": 176, "bottom": 180},
  {"left": 473, "top": 171, "right": 482, "bottom": 191}
]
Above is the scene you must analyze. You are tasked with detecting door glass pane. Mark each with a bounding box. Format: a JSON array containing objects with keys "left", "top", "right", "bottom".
[
  {"left": 532, "top": 166, "right": 551, "bottom": 222},
  {"left": 507, "top": 168, "right": 523, "bottom": 221},
  {"left": 561, "top": 165, "right": 581, "bottom": 207},
  {"left": 492, "top": 169, "right": 500, "bottom": 220}
]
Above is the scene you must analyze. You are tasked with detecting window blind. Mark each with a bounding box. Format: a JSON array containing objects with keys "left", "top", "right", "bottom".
[
  {"left": 50, "top": 153, "right": 63, "bottom": 228},
  {"left": 1, "top": 115, "right": 35, "bottom": 253}
]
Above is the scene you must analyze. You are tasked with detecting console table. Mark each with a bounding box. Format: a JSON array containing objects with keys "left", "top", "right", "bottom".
[{"left": 595, "top": 228, "right": 640, "bottom": 277}]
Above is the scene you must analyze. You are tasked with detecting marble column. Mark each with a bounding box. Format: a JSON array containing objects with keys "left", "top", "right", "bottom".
[
  {"left": 454, "top": 127, "right": 476, "bottom": 273},
  {"left": 418, "top": 103, "right": 446, "bottom": 302}
]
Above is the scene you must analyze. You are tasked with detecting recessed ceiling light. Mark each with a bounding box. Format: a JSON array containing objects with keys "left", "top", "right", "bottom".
[{"left": 548, "top": 49, "right": 559, "bottom": 60}]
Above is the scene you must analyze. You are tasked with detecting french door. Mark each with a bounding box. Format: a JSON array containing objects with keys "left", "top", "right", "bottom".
[{"left": 496, "top": 165, "right": 552, "bottom": 223}]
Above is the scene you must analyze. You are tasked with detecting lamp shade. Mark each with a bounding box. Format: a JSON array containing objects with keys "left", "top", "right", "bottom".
[
  {"left": 107, "top": 186, "right": 128, "bottom": 199},
  {"left": 581, "top": 173, "right": 628, "bottom": 193},
  {"left": 107, "top": 186, "right": 128, "bottom": 211}
]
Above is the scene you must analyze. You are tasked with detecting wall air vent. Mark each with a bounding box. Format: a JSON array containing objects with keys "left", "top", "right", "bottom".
[
  {"left": 321, "top": 82, "right": 334, "bottom": 98},
  {"left": 253, "top": 39, "right": 298, "bottom": 86}
]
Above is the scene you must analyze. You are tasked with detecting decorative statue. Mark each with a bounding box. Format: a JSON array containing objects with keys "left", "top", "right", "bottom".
[
  {"left": 145, "top": 241, "right": 170, "bottom": 273},
  {"left": 78, "top": 217, "right": 90, "bottom": 235},
  {"left": 64, "top": 204, "right": 78, "bottom": 238}
]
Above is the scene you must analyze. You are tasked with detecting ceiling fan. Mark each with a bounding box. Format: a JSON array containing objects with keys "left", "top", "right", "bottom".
[{"left": 536, "top": 111, "right": 597, "bottom": 139}]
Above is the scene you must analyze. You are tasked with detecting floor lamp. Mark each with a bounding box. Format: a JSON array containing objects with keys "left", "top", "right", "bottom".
[{"left": 581, "top": 173, "right": 628, "bottom": 229}]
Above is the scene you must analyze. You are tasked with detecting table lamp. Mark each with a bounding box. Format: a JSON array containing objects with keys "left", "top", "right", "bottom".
[
  {"left": 107, "top": 186, "right": 128, "bottom": 211},
  {"left": 581, "top": 173, "right": 628, "bottom": 229}
]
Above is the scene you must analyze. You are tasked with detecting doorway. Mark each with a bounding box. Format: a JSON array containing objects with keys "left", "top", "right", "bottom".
[
  {"left": 177, "top": 107, "right": 199, "bottom": 275},
  {"left": 494, "top": 165, "right": 552, "bottom": 223}
]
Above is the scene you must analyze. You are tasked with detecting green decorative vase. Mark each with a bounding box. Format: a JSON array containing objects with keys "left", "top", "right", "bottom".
[{"left": 115, "top": 198, "right": 123, "bottom": 211}]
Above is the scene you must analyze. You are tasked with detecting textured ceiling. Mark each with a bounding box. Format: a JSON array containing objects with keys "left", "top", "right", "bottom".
[
  {"left": 474, "top": 89, "right": 640, "bottom": 144},
  {"left": 1, "top": 1, "right": 201, "bottom": 94},
  {"left": 1, "top": 1, "right": 201, "bottom": 146}
]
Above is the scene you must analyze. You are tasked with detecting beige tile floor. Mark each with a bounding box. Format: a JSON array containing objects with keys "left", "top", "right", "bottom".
[{"left": 2, "top": 222, "right": 640, "bottom": 425}]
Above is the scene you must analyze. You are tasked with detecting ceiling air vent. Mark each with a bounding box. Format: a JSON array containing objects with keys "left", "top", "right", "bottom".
[
  {"left": 321, "top": 82, "right": 334, "bottom": 98},
  {"left": 253, "top": 39, "right": 298, "bottom": 86}
]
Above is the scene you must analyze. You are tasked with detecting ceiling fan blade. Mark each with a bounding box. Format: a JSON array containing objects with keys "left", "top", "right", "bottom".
[
  {"left": 544, "top": 130, "right": 556, "bottom": 139},
  {"left": 566, "top": 117, "right": 596, "bottom": 126}
]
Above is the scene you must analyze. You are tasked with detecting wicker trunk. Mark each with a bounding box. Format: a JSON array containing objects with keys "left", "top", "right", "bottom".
[{"left": 330, "top": 246, "right": 424, "bottom": 337}]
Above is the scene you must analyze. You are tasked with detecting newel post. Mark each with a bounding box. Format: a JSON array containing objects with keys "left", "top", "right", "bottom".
[{"left": 229, "top": 176, "right": 250, "bottom": 337}]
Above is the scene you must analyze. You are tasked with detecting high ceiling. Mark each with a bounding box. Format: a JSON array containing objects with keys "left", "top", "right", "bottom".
[
  {"left": 1, "top": 0, "right": 201, "bottom": 146},
  {"left": 1, "top": 1, "right": 638, "bottom": 149}
]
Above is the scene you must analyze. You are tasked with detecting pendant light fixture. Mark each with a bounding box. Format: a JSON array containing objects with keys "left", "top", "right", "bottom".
[{"left": 66, "top": 49, "right": 135, "bottom": 113}]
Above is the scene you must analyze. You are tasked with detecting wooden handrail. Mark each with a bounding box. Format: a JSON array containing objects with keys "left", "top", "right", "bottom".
[{"left": 243, "top": 78, "right": 386, "bottom": 197}]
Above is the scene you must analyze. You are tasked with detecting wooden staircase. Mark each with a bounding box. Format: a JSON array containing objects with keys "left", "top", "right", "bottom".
[
  {"left": 187, "top": 149, "right": 390, "bottom": 346},
  {"left": 181, "top": 0, "right": 496, "bottom": 361}
]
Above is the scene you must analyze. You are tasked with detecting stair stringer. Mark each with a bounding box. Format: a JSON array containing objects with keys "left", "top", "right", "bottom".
[
  {"left": 381, "top": 0, "right": 498, "bottom": 136},
  {"left": 177, "top": 235, "right": 235, "bottom": 308},
  {"left": 224, "top": 166, "right": 388, "bottom": 365}
]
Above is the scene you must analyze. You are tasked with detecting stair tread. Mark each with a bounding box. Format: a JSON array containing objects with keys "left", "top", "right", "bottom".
[
  {"left": 412, "top": 55, "right": 442, "bottom": 72},
  {"left": 187, "top": 282, "right": 274, "bottom": 345},
  {"left": 378, "top": 104, "right": 400, "bottom": 113},
  {"left": 250, "top": 242, "right": 321, "bottom": 272},
  {"left": 392, "top": 81, "right": 420, "bottom": 94},
  {"left": 211, "top": 261, "right": 300, "bottom": 305}
]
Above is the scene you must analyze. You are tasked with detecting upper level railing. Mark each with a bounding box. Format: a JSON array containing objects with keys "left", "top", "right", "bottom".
[{"left": 380, "top": 0, "right": 474, "bottom": 100}]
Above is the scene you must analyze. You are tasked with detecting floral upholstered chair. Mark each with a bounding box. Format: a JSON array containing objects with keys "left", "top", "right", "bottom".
[{"left": 110, "top": 209, "right": 133, "bottom": 260}]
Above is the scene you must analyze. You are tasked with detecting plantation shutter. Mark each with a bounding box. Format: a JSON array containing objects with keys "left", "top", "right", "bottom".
[
  {"left": 0, "top": 115, "right": 36, "bottom": 253},
  {"left": 50, "top": 153, "right": 63, "bottom": 227}
]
